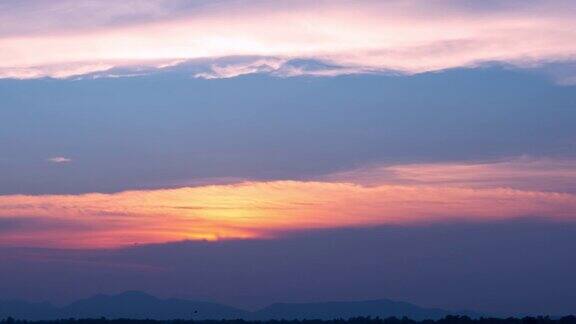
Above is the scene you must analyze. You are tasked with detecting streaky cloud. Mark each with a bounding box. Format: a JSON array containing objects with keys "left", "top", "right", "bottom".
[
  {"left": 325, "top": 156, "right": 576, "bottom": 193},
  {"left": 1, "top": 0, "right": 576, "bottom": 79},
  {"left": 0, "top": 158, "right": 575, "bottom": 249}
]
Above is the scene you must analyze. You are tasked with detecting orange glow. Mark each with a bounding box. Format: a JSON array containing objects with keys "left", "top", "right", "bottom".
[{"left": 1, "top": 159, "right": 575, "bottom": 249}]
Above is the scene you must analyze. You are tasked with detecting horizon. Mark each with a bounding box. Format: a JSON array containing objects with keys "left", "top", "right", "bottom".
[{"left": 0, "top": 289, "right": 503, "bottom": 319}]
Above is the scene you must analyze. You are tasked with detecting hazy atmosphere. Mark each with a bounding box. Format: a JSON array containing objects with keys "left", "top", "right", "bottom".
[{"left": 0, "top": 0, "right": 575, "bottom": 319}]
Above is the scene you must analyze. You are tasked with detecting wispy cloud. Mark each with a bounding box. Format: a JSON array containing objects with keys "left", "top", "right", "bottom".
[
  {"left": 1, "top": 0, "right": 576, "bottom": 79},
  {"left": 47, "top": 157, "right": 72, "bottom": 164},
  {"left": 1, "top": 158, "right": 575, "bottom": 249},
  {"left": 193, "top": 58, "right": 379, "bottom": 79},
  {"left": 325, "top": 156, "right": 576, "bottom": 193}
]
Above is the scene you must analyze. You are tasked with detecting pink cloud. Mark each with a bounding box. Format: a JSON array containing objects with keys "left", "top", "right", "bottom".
[
  {"left": 325, "top": 157, "right": 576, "bottom": 193},
  {"left": 1, "top": 1, "right": 576, "bottom": 79}
]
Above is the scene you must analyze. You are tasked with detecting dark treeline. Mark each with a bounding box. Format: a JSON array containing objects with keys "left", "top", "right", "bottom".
[{"left": 2, "top": 316, "right": 576, "bottom": 324}]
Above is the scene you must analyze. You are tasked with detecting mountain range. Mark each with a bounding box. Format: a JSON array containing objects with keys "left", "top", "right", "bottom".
[{"left": 0, "top": 291, "right": 481, "bottom": 321}]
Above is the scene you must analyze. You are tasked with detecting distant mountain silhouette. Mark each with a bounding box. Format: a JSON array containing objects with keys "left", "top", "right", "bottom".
[
  {"left": 61, "top": 291, "right": 248, "bottom": 320},
  {"left": 0, "top": 291, "right": 481, "bottom": 321},
  {"left": 0, "top": 291, "right": 247, "bottom": 320},
  {"left": 252, "top": 299, "right": 480, "bottom": 320}
]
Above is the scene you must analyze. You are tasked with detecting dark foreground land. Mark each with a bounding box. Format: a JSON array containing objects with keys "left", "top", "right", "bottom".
[{"left": 2, "top": 316, "right": 576, "bottom": 324}]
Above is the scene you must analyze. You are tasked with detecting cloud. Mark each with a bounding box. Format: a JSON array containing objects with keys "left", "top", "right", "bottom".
[
  {"left": 529, "top": 61, "right": 576, "bottom": 85},
  {"left": 1, "top": 0, "right": 576, "bottom": 79},
  {"left": 0, "top": 158, "right": 575, "bottom": 249},
  {"left": 193, "top": 58, "right": 378, "bottom": 79},
  {"left": 0, "top": 0, "right": 190, "bottom": 37},
  {"left": 47, "top": 157, "right": 72, "bottom": 164},
  {"left": 194, "top": 58, "right": 286, "bottom": 79},
  {"left": 325, "top": 156, "right": 576, "bottom": 193}
]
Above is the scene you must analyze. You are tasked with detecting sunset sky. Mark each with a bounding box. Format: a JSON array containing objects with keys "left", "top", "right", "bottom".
[{"left": 0, "top": 0, "right": 576, "bottom": 317}]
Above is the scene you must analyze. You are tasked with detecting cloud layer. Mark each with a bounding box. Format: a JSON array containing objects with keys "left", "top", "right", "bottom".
[
  {"left": 1, "top": 0, "right": 576, "bottom": 79},
  {"left": 1, "top": 158, "right": 575, "bottom": 248}
]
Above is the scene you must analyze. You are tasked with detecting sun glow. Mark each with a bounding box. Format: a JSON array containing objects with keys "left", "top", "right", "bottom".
[{"left": 1, "top": 159, "right": 575, "bottom": 249}]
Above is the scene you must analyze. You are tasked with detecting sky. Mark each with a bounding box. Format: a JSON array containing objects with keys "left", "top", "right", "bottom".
[{"left": 0, "top": 0, "right": 576, "bottom": 317}]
